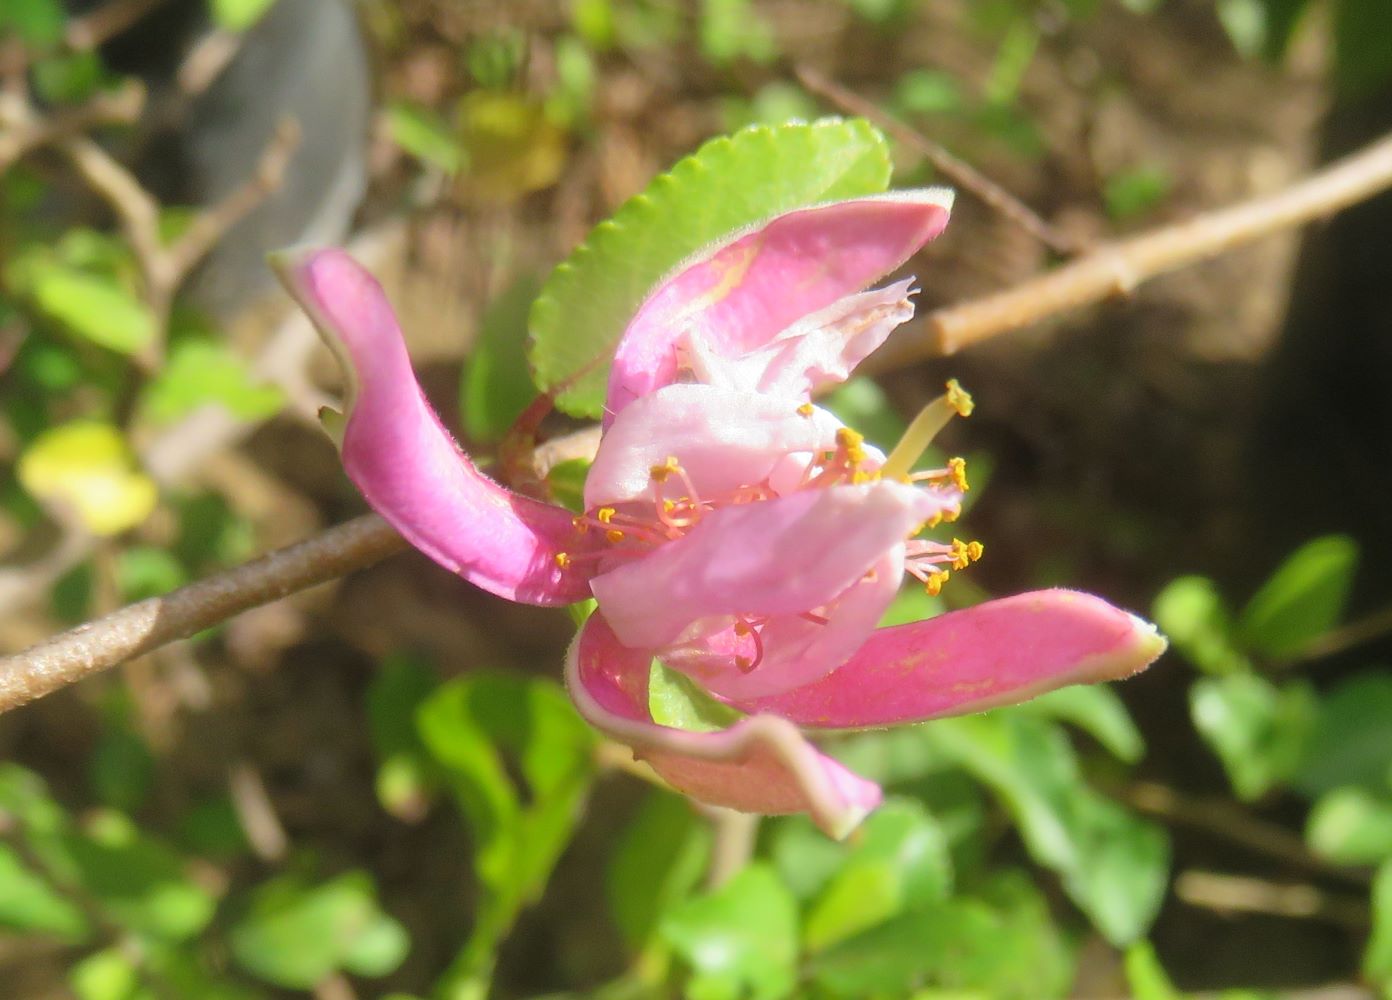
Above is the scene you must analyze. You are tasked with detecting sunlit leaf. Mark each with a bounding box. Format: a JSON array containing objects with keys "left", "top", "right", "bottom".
[
  {"left": 27, "top": 261, "right": 155, "bottom": 355},
  {"left": 661, "top": 864, "right": 799, "bottom": 1000},
  {"left": 210, "top": 0, "right": 276, "bottom": 31},
  {"left": 460, "top": 275, "right": 541, "bottom": 443},
  {"left": 386, "top": 102, "right": 463, "bottom": 174},
  {"left": 1151, "top": 575, "right": 1248, "bottom": 675},
  {"left": 1191, "top": 673, "right": 1315, "bottom": 800},
  {"left": 139, "top": 341, "right": 283, "bottom": 427},
  {"left": 17, "top": 422, "right": 157, "bottom": 535},
  {"left": 529, "top": 118, "right": 892, "bottom": 417},
  {"left": 1307, "top": 787, "right": 1392, "bottom": 865},
  {"left": 1366, "top": 860, "right": 1392, "bottom": 993},
  {"left": 0, "top": 844, "right": 89, "bottom": 939},
  {"left": 230, "top": 872, "right": 407, "bottom": 988},
  {"left": 1124, "top": 941, "right": 1185, "bottom": 1000},
  {"left": 649, "top": 660, "right": 742, "bottom": 733},
  {"left": 1013, "top": 684, "right": 1145, "bottom": 763},
  {"left": 1236, "top": 534, "right": 1358, "bottom": 658}
]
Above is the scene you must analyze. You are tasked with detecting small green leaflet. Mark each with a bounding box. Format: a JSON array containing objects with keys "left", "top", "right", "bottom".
[{"left": 528, "top": 118, "right": 893, "bottom": 418}]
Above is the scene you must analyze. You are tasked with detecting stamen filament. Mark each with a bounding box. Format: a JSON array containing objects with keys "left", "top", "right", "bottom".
[{"left": 880, "top": 379, "right": 974, "bottom": 481}]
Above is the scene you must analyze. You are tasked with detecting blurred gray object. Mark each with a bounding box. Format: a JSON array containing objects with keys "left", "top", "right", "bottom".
[{"left": 66, "top": 0, "right": 371, "bottom": 317}]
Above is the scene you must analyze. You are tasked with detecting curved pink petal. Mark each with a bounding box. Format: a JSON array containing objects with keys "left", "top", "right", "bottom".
[
  {"left": 585, "top": 385, "right": 842, "bottom": 509},
  {"left": 664, "top": 549, "right": 904, "bottom": 701},
  {"left": 604, "top": 190, "right": 954, "bottom": 425},
  {"left": 590, "top": 481, "right": 940, "bottom": 651},
  {"left": 274, "top": 248, "right": 596, "bottom": 605},
  {"left": 736, "top": 589, "right": 1168, "bottom": 728},
  {"left": 682, "top": 278, "right": 917, "bottom": 400},
  {"left": 566, "top": 613, "right": 881, "bottom": 838}
]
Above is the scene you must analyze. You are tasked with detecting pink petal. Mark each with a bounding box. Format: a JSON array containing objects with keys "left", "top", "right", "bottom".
[
  {"left": 664, "top": 549, "right": 904, "bottom": 701},
  {"left": 585, "top": 385, "right": 843, "bottom": 509},
  {"left": 566, "top": 613, "right": 881, "bottom": 838},
  {"left": 736, "top": 589, "right": 1168, "bottom": 728},
  {"left": 604, "top": 191, "right": 954, "bottom": 425},
  {"left": 590, "top": 482, "right": 936, "bottom": 651},
  {"left": 682, "top": 278, "right": 917, "bottom": 400},
  {"left": 274, "top": 248, "right": 595, "bottom": 606}
]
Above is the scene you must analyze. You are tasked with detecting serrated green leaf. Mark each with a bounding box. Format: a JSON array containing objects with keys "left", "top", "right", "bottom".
[
  {"left": 661, "top": 864, "right": 799, "bottom": 1000},
  {"left": 1237, "top": 535, "right": 1358, "bottom": 658},
  {"left": 529, "top": 118, "right": 893, "bottom": 417},
  {"left": 1191, "top": 674, "right": 1315, "bottom": 800},
  {"left": 461, "top": 275, "right": 541, "bottom": 443}
]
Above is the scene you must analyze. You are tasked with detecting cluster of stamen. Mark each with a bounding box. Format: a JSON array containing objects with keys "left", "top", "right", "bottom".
[{"left": 554, "top": 378, "right": 987, "bottom": 622}]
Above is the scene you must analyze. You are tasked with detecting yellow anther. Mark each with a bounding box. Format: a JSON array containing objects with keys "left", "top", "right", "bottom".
[
  {"left": 605, "top": 529, "right": 625, "bottom": 543},
  {"left": 661, "top": 498, "right": 677, "bottom": 514},
  {"left": 967, "top": 540, "right": 984, "bottom": 562},
  {"left": 925, "top": 512, "right": 943, "bottom": 529},
  {"left": 948, "top": 456, "right": 970, "bottom": 492},
  {"left": 554, "top": 552, "right": 571, "bottom": 568},
  {"left": 597, "top": 507, "right": 617, "bottom": 524},
  {"left": 924, "top": 570, "right": 950, "bottom": 597},
  {"left": 797, "top": 402, "right": 815, "bottom": 417},
  {"left": 945, "top": 379, "right": 974, "bottom": 417},
  {"left": 650, "top": 456, "right": 681, "bottom": 482},
  {"left": 941, "top": 506, "right": 960, "bottom": 523},
  {"left": 949, "top": 539, "right": 973, "bottom": 570},
  {"left": 733, "top": 620, "right": 751, "bottom": 636}
]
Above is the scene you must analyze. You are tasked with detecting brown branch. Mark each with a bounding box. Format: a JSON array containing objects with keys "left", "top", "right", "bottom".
[
  {"left": 0, "top": 80, "right": 144, "bottom": 175},
  {"left": 6, "top": 128, "right": 1392, "bottom": 715},
  {"left": 870, "top": 128, "right": 1392, "bottom": 367},
  {"left": 1174, "top": 870, "right": 1370, "bottom": 929},
  {"left": 64, "top": 0, "right": 165, "bottom": 53},
  {"left": 796, "top": 65, "right": 1084, "bottom": 256},
  {"left": 0, "top": 514, "right": 407, "bottom": 714}
]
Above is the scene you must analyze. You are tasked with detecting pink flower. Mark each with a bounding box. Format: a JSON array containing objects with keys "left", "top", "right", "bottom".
[{"left": 275, "top": 193, "right": 1166, "bottom": 838}]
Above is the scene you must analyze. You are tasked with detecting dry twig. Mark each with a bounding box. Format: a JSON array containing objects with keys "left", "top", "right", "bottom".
[
  {"left": 0, "top": 79, "right": 145, "bottom": 175},
  {"left": 6, "top": 126, "right": 1392, "bottom": 715}
]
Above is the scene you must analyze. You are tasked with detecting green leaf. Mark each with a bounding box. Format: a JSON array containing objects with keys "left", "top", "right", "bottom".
[
  {"left": 1367, "top": 860, "right": 1392, "bottom": 993},
  {"left": 0, "top": 0, "right": 64, "bottom": 46},
  {"left": 698, "top": 0, "right": 777, "bottom": 66},
  {"left": 386, "top": 101, "right": 463, "bottom": 173},
  {"left": 769, "top": 815, "right": 853, "bottom": 901},
  {"left": 88, "top": 725, "right": 155, "bottom": 813},
  {"left": 210, "top": 0, "right": 277, "bottom": 31},
  {"left": 0, "top": 843, "right": 90, "bottom": 939},
  {"left": 606, "top": 791, "right": 712, "bottom": 949},
  {"left": 1334, "top": 0, "right": 1392, "bottom": 96},
  {"left": 461, "top": 275, "right": 541, "bottom": 443},
  {"left": 661, "top": 864, "right": 799, "bottom": 1000},
  {"left": 808, "top": 871, "right": 1073, "bottom": 999},
  {"left": 116, "top": 546, "right": 186, "bottom": 602},
  {"left": 17, "top": 421, "right": 157, "bottom": 536},
  {"left": 892, "top": 69, "right": 964, "bottom": 116},
  {"left": 1012, "top": 684, "right": 1145, "bottom": 763},
  {"left": 1307, "top": 787, "right": 1392, "bottom": 865},
  {"left": 649, "top": 660, "right": 743, "bottom": 732},
  {"left": 139, "top": 341, "right": 283, "bottom": 427},
  {"left": 1104, "top": 165, "right": 1172, "bottom": 221},
  {"left": 1123, "top": 941, "right": 1185, "bottom": 1000},
  {"left": 230, "top": 872, "right": 408, "bottom": 989},
  {"left": 546, "top": 457, "right": 591, "bottom": 513},
  {"left": 27, "top": 260, "right": 156, "bottom": 354},
  {"left": 803, "top": 799, "right": 952, "bottom": 951},
  {"left": 928, "top": 713, "right": 1168, "bottom": 943},
  {"left": 1190, "top": 674, "right": 1315, "bottom": 800},
  {"left": 1236, "top": 535, "right": 1358, "bottom": 658},
  {"left": 529, "top": 118, "right": 893, "bottom": 417},
  {"left": 366, "top": 653, "right": 440, "bottom": 821},
  {"left": 70, "top": 948, "right": 143, "bottom": 1000},
  {"left": 1295, "top": 673, "right": 1392, "bottom": 796},
  {"left": 1151, "top": 576, "right": 1248, "bottom": 675},
  {"left": 415, "top": 673, "right": 595, "bottom": 990}
]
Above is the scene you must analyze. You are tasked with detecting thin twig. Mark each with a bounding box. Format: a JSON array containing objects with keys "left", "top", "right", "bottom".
[
  {"left": 1112, "top": 781, "right": 1372, "bottom": 888},
  {"left": 64, "top": 0, "right": 165, "bottom": 52},
  {"left": 870, "top": 128, "right": 1392, "bottom": 366},
  {"left": 0, "top": 514, "right": 407, "bottom": 714},
  {"left": 61, "top": 117, "right": 301, "bottom": 357},
  {"left": 1284, "top": 601, "right": 1392, "bottom": 666},
  {"left": 1175, "top": 869, "right": 1370, "bottom": 929},
  {"left": 6, "top": 127, "right": 1392, "bottom": 714},
  {"left": 796, "top": 65, "right": 1084, "bottom": 256},
  {"left": 0, "top": 79, "right": 145, "bottom": 175}
]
